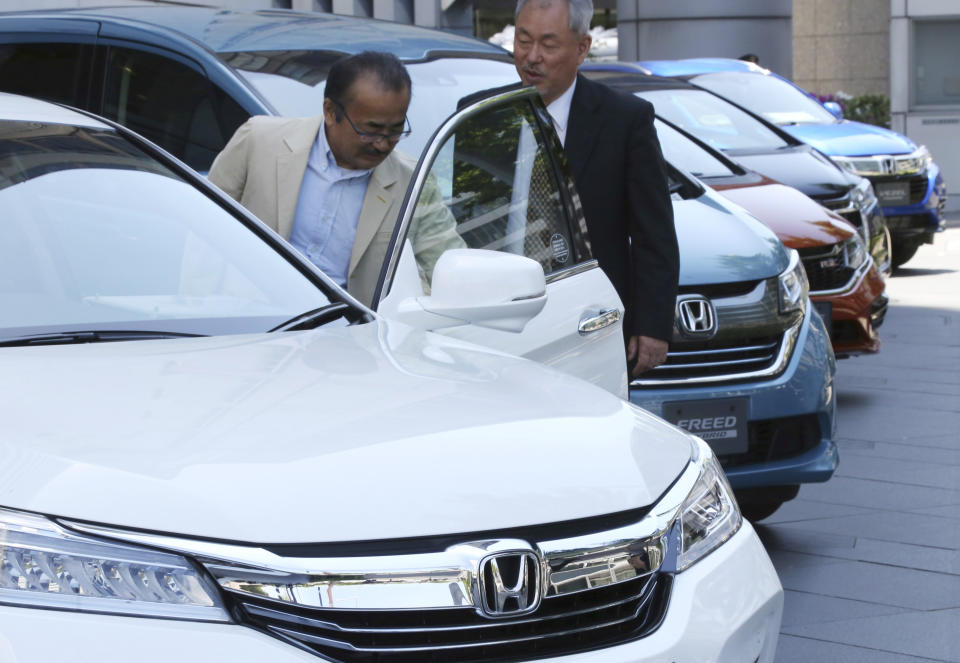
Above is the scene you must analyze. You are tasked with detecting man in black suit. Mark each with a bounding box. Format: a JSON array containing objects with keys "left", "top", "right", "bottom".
[{"left": 513, "top": 0, "right": 679, "bottom": 377}]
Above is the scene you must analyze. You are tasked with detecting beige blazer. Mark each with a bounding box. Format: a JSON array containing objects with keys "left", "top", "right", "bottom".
[{"left": 208, "top": 115, "right": 460, "bottom": 306}]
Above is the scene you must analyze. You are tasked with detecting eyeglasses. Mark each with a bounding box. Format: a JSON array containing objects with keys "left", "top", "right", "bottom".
[{"left": 330, "top": 99, "right": 411, "bottom": 144}]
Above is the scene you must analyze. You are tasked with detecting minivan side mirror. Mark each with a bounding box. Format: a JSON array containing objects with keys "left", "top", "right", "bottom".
[
  {"left": 822, "top": 101, "right": 844, "bottom": 120},
  {"left": 383, "top": 248, "right": 547, "bottom": 333}
]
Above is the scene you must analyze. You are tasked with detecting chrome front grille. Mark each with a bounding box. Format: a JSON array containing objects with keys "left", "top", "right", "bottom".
[
  {"left": 634, "top": 278, "right": 801, "bottom": 386},
  {"left": 798, "top": 243, "right": 854, "bottom": 292},
  {"left": 62, "top": 459, "right": 707, "bottom": 663},
  {"left": 644, "top": 335, "right": 782, "bottom": 381},
  {"left": 230, "top": 573, "right": 671, "bottom": 662}
]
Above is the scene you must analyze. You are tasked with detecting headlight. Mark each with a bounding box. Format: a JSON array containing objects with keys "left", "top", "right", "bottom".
[
  {"left": 677, "top": 438, "right": 742, "bottom": 571},
  {"left": 0, "top": 507, "right": 229, "bottom": 621},
  {"left": 843, "top": 235, "right": 868, "bottom": 270},
  {"left": 852, "top": 177, "right": 877, "bottom": 209},
  {"left": 894, "top": 145, "right": 932, "bottom": 174},
  {"left": 832, "top": 154, "right": 882, "bottom": 176},
  {"left": 778, "top": 248, "right": 809, "bottom": 315}
]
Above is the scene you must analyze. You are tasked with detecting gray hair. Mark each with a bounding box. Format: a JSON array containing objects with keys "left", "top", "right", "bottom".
[{"left": 515, "top": 0, "right": 593, "bottom": 36}]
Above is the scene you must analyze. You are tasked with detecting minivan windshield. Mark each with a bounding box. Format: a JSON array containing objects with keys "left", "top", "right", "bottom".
[
  {"left": 637, "top": 88, "right": 790, "bottom": 153},
  {"left": 0, "top": 121, "right": 336, "bottom": 340},
  {"left": 691, "top": 72, "right": 839, "bottom": 126},
  {"left": 654, "top": 119, "right": 738, "bottom": 179},
  {"left": 232, "top": 54, "right": 518, "bottom": 157}
]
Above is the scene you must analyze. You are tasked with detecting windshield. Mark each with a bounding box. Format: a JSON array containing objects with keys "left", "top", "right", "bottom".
[
  {"left": 0, "top": 121, "right": 335, "bottom": 340},
  {"left": 654, "top": 119, "right": 737, "bottom": 179},
  {"left": 638, "top": 88, "right": 789, "bottom": 152},
  {"left": 233, "top": 55, "right": 518, "bottom": 157},
  {"left": 691, "top": 72, "right": 839, "bottom": 125}
]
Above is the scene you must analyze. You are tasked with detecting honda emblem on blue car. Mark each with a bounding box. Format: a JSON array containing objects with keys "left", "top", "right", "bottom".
[
  {"left": 677, "top": 295, "right": 717, "bottom": 339},
  {"left": 479, "top": 551, "right": 541, "bottom": 618}
]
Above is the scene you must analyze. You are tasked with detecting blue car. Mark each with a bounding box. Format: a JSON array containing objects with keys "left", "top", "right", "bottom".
[
  {"left": 641, "top": 163, "right": 838, "bottom": 521},
  {"left": 641, "top": 58, "right": 948, "bottom": 268}
]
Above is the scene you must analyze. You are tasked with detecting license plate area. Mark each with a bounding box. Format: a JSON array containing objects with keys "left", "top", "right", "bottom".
[
  {"left": 875, "top": 181, "right": 910, "bottom": 206},
  {"left": 663, "top": 397, "right": 749, "bottom": 455}
]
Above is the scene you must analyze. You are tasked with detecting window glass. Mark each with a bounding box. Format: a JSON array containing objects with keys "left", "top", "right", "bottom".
[
  {"left": 0, "top": 42, "right": 91, "bottom": 108},
  {"left": 913, "top": 20, "right": 960, "bottom": 107},
  {"left": 0, "top": 121, "right": 333, "bottom": 338},
  {"left": 409, "top": 99, "right": 574, "bottom": 277},
  {"left": 638, "top": 88, "right": 789, "bottom": 152},
  {"left": 654, "top": 119, "right": 737, "bottom": 179},
  {"left": 692, "top": 72, "right": 837, "bottom": 125},
  {"left": 103, "top": 47, "right": 249, "bottom": 171},
  {"left": 232, "top": 55, "right": 518, "bottom": 158}
]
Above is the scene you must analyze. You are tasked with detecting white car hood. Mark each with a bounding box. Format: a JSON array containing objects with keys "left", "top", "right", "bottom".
[{"left": 0, "top": 320, "right": 693, "bottom": 543}]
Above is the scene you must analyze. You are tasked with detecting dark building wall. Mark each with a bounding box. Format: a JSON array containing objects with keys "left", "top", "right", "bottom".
[{"left": 616, "top": 0, "right": 793, "bottom": 77}]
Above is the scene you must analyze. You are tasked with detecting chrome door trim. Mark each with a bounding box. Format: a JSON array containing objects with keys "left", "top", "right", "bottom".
[{"left": 545, "top": 259, "right": 599, "bottom": 284}]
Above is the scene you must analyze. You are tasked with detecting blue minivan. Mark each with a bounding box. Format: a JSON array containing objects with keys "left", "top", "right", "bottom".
[
  {"left": 641, "top": 58, "right": 948, "bottom": 268},
  {"left": 0, "top": 7, "right": 837, "bottom": 519},
  {"left": 641, "top": 162, "right": 837, "bottom": 521}
]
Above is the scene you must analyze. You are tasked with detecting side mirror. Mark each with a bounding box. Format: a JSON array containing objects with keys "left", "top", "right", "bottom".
[
  {"left": 387, "top": 249, "right": 547, "bottom": 333},
  {"left": 823, "top": 101, "right": 844, "bottom": 120}
]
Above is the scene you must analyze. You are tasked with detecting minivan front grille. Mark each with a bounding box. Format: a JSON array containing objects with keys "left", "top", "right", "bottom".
[
  {"left": 797, "top": 243, "right": 855, "bottom": 292},
  {"left": 228, "top": 573, "right": 672, "bottom": 663},
  {"left": 634, "top": 333, "right": 785, "bottom": 386}
]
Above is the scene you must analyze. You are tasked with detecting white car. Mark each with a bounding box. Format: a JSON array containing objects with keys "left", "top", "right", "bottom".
[{"left": 0, "top": 91, "right": 781, "bottom": 662}]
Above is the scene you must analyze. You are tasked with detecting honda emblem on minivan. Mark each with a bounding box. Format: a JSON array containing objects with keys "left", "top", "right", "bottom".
[{"left": 677, "top": 295, "right": 717, "bottom": 338}]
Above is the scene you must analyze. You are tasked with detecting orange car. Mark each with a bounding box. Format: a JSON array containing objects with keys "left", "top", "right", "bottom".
[{"left": 657, "top": 118, "right": 887, "bottom": 356}]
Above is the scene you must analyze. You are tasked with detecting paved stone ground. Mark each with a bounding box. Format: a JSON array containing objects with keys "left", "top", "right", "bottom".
[{"left": 758, "top": 217, "right": 960, "bottom": 662}]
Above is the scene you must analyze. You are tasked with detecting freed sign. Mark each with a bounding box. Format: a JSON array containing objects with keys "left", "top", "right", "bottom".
[{"left": 663, "top": 397, "right": 749, "bottom": 455}]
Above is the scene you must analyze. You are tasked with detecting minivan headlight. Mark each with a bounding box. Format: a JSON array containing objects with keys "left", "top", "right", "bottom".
[
  {"left": 893, "top": 145, "right": 932, "bottom": 175},
  {"left": 778, "top": 248, "right": 809, "bottom": 315},
  {"left": 843, "top": 235, "right": 868, "bottom": 270},
  {"left": 852, "top": 177, "right": 877, "bottom": 210},
  {"left": 0, "top": 507, "right": 229, "bottom": 621},
  {"left": 677, "top": 438, "right": 742, "bottom": 571},
  {"left": 833, "top": 155, "right": 882, "bottom": 176}
]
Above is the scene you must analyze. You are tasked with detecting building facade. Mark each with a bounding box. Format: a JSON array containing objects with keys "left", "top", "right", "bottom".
[
  {"left": 793, "top": 0, "right": 890, "bottom": 96},
  {"left": 615, "top": 0, "right": 793, "bottom": 77},
  {"left": 891, "top": 0, "right": 959, "bottom": 211}
]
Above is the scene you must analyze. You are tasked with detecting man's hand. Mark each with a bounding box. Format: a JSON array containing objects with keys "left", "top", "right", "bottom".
[{"left": 627, "top": 335, "right": 668, "bottom": 377}]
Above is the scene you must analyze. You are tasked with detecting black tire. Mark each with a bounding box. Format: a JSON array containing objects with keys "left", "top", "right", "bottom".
[
  {"left": 735, "top": 485, "right": 800, "bottom": 522},
  {"left": 891, "top": 239, "right": 921, "bottom": 270}
]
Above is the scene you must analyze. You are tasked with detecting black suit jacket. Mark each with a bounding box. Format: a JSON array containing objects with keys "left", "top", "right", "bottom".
[{"left": 565, "top": 74, "right": 679, "bottom": 342}]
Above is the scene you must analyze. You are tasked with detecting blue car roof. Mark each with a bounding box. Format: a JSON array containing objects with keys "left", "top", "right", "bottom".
[{"left": 1, "top": 6, "right": 509, "bottom": 59}]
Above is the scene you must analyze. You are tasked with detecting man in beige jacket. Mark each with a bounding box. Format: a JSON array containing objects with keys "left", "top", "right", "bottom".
[{"left": 208, "top": 51, "right": 461, "bottom": 307}]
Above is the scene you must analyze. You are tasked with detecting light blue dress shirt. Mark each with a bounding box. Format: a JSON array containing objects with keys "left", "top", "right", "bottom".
[{"left": 289, "top": 126, "right": 372, "bottom": 287}]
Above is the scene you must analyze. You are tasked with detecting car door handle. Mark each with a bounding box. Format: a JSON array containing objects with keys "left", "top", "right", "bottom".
[{"left": 578, "top": 309, "right": 622, "bottom": 335}]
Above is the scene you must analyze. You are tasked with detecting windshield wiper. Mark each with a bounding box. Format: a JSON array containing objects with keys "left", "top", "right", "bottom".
[
  {"left": 0, "top": 330, "right": 206, "bottom": 347},
  {"left": 268, "top": 302, "right": 354, "bottom": 333}
]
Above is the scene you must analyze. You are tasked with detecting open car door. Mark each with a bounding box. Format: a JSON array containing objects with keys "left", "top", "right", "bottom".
[{"left": 376, "top": 87, "right": 628, "bottom": 398}]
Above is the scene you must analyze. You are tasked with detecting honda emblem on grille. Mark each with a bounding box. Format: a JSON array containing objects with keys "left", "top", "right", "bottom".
[
  {"left": 882, "top": 157, "right": 896, "bottom": 174},
  {"left": 677, "top": 295, "right": 717, "bottom": 339},
  {"left": 478, "top": 551, "right": 541, "bottom": 618}
]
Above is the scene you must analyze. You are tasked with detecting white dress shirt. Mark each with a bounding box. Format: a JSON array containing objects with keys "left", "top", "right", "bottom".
[
  {"left": 545, "top": 77, "right": 577, "bottom": 146},
  {"left": 289, "top": 125, "right": 372, "bottom": 288}
]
